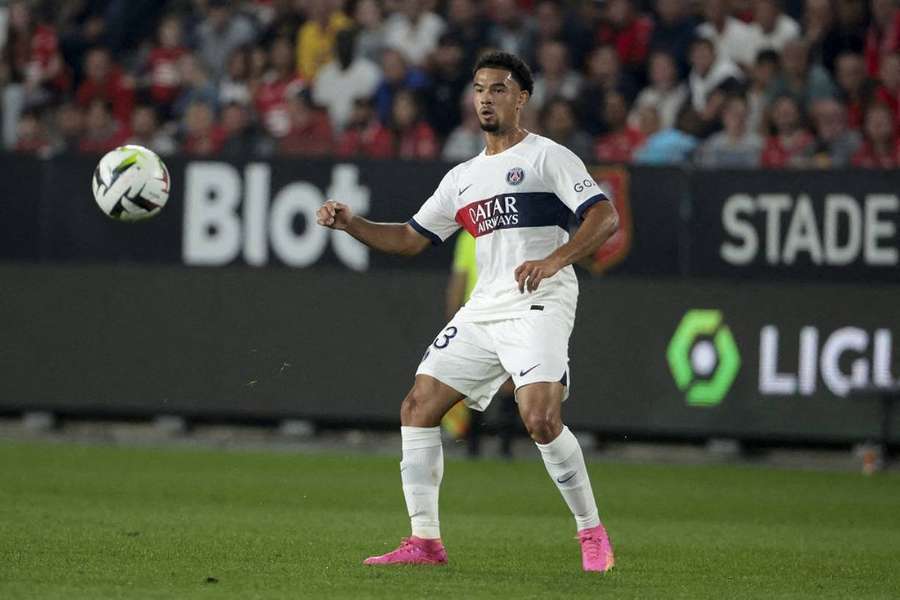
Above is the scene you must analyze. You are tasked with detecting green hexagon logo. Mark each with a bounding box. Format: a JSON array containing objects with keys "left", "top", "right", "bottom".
[{"left": 667, "top": 310, "right": 741, "bottom": 407}]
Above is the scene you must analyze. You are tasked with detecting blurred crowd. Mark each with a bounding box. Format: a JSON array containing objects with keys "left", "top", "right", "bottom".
[{"left": 3, "top": 0, "right": 900, "bottom": 168}]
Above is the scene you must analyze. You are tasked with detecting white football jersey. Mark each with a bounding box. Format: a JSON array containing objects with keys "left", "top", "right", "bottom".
[{"left": 410, "top": 133, "right": 609, "bottom": 323}]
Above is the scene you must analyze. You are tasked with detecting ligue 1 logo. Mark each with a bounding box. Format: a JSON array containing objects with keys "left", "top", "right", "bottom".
[{"left": 506, "top": 167, "right": 524, "bottom": 185}]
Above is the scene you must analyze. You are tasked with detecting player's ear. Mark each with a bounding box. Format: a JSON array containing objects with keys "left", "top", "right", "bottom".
[{"left": 517, "top": 90, "right": 529, "bottom": 110}]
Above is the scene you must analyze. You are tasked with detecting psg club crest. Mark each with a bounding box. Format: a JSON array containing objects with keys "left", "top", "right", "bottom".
[{"left": 506, "top": 167, "right": 525, "bottom": 185}]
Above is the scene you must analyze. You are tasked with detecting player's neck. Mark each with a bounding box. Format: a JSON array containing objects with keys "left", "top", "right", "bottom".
[{"left": 483, "top": 126, "right": 528, "bottom": 156}]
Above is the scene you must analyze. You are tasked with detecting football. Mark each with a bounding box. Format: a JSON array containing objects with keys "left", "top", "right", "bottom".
[{"left": 92, "top": 145, "right": 170, "bottom": 221}]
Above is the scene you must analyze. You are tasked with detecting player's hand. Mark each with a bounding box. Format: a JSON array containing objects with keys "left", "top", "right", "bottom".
[
  {"left": 514, "top": 257, "right": 563, "bottom": 293},
  {"left": 316, "top": 199, "right": 353, "bottom": 230}
]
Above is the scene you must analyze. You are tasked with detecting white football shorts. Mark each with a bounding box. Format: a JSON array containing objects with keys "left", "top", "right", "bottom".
[{"left": 415, "top": 309, "right": 573, "bottom": 411}]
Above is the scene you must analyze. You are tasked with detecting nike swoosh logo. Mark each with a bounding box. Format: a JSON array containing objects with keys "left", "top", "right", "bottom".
[
  {"left": 519, "top": 364, "right": 540, "bottom": 377},
  {"left": 458, "top": 184, "right": 473, "bottom": 196},
  {"left": 556, "top": 471, "right": 576, "bottom": 484}
]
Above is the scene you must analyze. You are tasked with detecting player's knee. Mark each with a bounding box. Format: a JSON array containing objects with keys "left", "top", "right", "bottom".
[
  {"left": 400, "top": 385, "right": 434, "bottom": 426},
  {"left": 521, "top": 409, "right": 562, "bottom": 444}
]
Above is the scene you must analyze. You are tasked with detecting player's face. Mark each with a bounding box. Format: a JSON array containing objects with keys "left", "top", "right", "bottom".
[{"left": 473, "top": 68, "right": 528, "bottom": 133}]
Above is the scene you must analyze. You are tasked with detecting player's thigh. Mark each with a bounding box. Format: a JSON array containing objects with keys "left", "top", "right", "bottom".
[
  {"left": 515, "top": 381, "right": 566, "bottom": 441},
  {"left": 401, "top": 373, "right": 466, "bottom": 426},
  {"left": 416, "top": 319, "right": 507, "bottom": 412}
]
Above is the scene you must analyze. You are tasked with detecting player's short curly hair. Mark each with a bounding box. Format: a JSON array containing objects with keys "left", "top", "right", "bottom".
[{"left": 473, "top": 51, "right": 534, "bottom": 96}]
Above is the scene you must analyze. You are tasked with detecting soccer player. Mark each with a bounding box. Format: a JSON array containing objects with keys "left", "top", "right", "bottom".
[{"left": 315, "top": 51, "right": 620, "bottom": 572}]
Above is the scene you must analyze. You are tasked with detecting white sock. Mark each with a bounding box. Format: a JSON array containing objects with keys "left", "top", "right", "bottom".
[
  {"left": 536, "top": 426, "right": 601, "bottom": 531},
  {"left": 400, "top": 426, "right": 443, "bottom": 539}
]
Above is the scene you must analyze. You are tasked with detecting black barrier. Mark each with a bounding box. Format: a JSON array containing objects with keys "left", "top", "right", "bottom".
[
  {"left": 689, "top": 169, "right": 900, "bottom": 282},
  {"left": 0, "top": 154, "right": 684, "bottom": 276},
  {"left": 1, "top": 264, "right": 898, "bottom": 444},
  {"left": 5, "top": 154, "right": 900, "bottom": 282}
]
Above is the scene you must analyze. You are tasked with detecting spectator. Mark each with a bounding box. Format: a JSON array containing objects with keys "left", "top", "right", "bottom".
[
  {"left": 78, "top": 99, "right": 128, "bottom": 154},
  {"left": 819, "top": 0, "right": 866, "bottom": 73},
  {"left": 279, "top": 90, "right": 334, "bottom": 156},
  {"left": 383, "top": 0, "right": 446, "bottom": 67},
  {"left": 255, "top": 37, "right": 305, "bottom": 139},
  {"left": 803, "top": 97, "right": 862, "bottom": 166},
  {"left": 761, "top": 95, "right": 816, "bottom": 166},
  {"left": 194, "top": 0, "right": 257, "bottom": 81},
  {"left": 874, "top": 51, "right": 900, "bottom": 119},
  {"left": 14, "top": 109, "right": 50, "bottom": 155},
  {"left": 442, "top": 91, "right": 484, "bottom": 161},
  {"left": 336, "top": 97, "right": 394, "bottom": 159},
  {"left": 2, "top": 1, "right": 67, "bottom": 148},
  {"left": 768, "top": 39, "right": 837, "bottom": 105},
  {"left": 596, "top": 0, "right": 654, "bottom": 78},
  {"left": 172, "top": 52, "right": 219, "bottom": 120},
  {"left": 353, "top": 0, "right": 388, "bottom": 62},
  {"left": 540, "top": 97, "right": 593, "bottom": 160},
  {"left": 633, "top": 107, "right": 700, "bottom": 164},
  {"left": 746, "top": 0, "right": 801, "bottom": 57},
  {"left": 835, "top": 51, "right": 876, "bottom": 128},
  {"left": 296, "top": 0, "right": 352, "bottom": 80},
  {"left": 649, "top": 0, "right": 700, "bottom": 77},
  {"left": 51, "top": 101, "right": 84, "bottom": 155},
  {"left": 125, "top": 105, "right": 176, "bottom": 156},
  {"left": 373, "top": 49, "right": 429, "bottom": 124},
  {"left": 313, "top": 29, "right": 381, "bottom": 132},
  {"left": 75, "top": 47, "right": 135, "bottom": 125},
  {"left": 803, "top": 0, "right": 834, "bottom": 66},
  {"left": 143, "top": 14, "right": 188, "bottom": 113},
  {"left": 444, "top": 0, "right": 491, "bottom": 69},
  {"left": 488, "top": 0, "right": 537, "bottom": 62},
  {"left": 687, "top": 37, "right": 743, "bottom": 112},
  {"left": 696, "top": 95, "right": 764, "bottom": 167},
  {"left": 423, "top": 35, "right": 469, "bottom": 139},
  {"left": 219, "top": 102, "right": 271, "bottom": 156},
  {"left": 182, "top": 100, "right": 225, "bottom": 156},
  {"left": 530, "top": 40, "right": 582, "bottom": 111},
  {"left": 631, "top": 51, "right": 689, "bottom": 130},
  {"left": 595, "top": 90, "right": 645, "bottom": 162},
  {"left": 391, "top": 89, "right": 438, "bottom": 159},
  {"left": 747, "top": 49, "right": 780, "bottom": 133},
  {"left": 578, "top": 45, "right": 638, "bottom": 135},
  {"left": 219, "top": 47, "right": 253, "bottom": 106},
  {"left": 851, "top": 101, "right": 899, "bottom": 166},
  {"left": 865, "top": 0, "right": 900, "bottom": 77},
  {"left": 696, "top": 0, "right": 757, "bottom": 68}
]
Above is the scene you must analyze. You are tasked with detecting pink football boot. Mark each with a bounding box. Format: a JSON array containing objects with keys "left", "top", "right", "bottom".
[
  {"left": 578, "top": 524, "right": 615, "bottom": 572},
  {"left": 363, "top": 536, "right": 448, "bottom": 566}
]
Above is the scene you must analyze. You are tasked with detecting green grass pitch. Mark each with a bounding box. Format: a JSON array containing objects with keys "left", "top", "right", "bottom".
[{"left": 1, "top": 440, "right": 899, "bottom": 599}]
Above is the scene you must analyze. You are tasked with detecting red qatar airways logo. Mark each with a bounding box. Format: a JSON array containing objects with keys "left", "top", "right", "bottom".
[{"left": 456, "top": 195, "right": 520, "bottom": 237}]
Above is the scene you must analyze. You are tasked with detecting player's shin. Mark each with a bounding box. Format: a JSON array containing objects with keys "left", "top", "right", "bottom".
[
  {"left": 536, "top": 426, "right": 601, "bottom": 531},
  {"left": 400, "top": 426, "right": 444, "bottom": 539}
]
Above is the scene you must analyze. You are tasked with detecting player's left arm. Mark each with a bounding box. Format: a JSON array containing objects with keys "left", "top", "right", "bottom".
[{"left": 514, "top": 201, "right": 619, "bottom": 293}]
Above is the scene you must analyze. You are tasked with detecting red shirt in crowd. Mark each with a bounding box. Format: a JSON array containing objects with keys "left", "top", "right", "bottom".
[
  {"left": 78, "top": 125, "right": 130, "bottom": 154},
  {"left": 183, "top": 127, "right": 227, "bottom": 156},
  {"left": 396, "top": 122, "right": 438, "bottom": 160},
  {"left": 596, "top": 15, "right": 654, "bottom": 68},
  {"left": 254, "top": 74, "right": 306, "bottom": 138},
  {"left": 75, "top": 67, "right": 135, "bottom": 124},
  {"left": 866, "top": 10, "right": 900, "bottom": 77},
  {"left": 278, "top": 111, "right": 334, "bottom": 156},
  {"left": 336, "top": 122, "right": 394, "bottom": 159},
  {"left": 147, "top": 46, "right": 188, "bottom": 106},
  {"left": 594, "top": 128, "right": 645, "bottom": 163},
  {"left": 851, "top": 140, "right": 900, "bottom": 168},
  {"left": 761, "top": 131, "right": 816, "bottom": 167}
]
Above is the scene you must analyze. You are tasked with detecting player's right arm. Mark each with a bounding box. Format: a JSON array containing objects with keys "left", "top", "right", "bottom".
[
  {"left": 316, "top": 200, "right": 431, "bottom": 256},
  {"left": 317, "top": 168, "right": 462, "bottom": 257}
]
